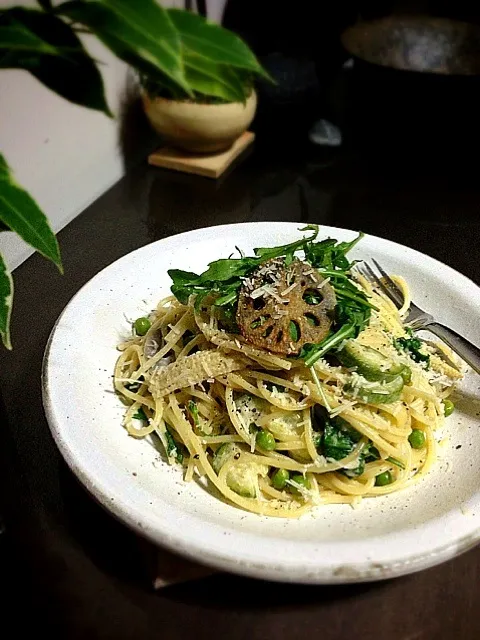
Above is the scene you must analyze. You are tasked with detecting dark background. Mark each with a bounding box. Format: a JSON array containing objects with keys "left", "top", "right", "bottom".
[{"left": 1, "top": 1, "right": 480, "bottom": 638}]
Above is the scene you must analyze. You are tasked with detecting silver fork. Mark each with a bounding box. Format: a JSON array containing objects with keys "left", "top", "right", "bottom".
[{"left": 356, "top": 259, "right": 480, "bottom": 375}]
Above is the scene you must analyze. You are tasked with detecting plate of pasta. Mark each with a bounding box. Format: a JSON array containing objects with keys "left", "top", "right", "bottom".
[{"left": 43, "top": 222, "right": 480, "bottom": 583}]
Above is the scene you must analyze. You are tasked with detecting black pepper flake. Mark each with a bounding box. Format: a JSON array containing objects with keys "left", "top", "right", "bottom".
[
  {"left": 456, "top": 445, "right": 462, "bottom": 450},
  {"left": 194, "top": 454, "right": 200, "bottom": 459},
  {"left": 234, "top": 453, "right": 241, "bottom": 460}
]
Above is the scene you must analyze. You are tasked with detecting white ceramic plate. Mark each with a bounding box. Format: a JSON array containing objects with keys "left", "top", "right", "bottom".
[{"left": 43, "top": 223, "right": 480, "bottom": 584}]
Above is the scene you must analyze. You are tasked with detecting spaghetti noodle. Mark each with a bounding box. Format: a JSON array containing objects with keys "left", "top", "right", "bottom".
[{"left": 114, "top": 229, "right": 462, "bottom": 517}]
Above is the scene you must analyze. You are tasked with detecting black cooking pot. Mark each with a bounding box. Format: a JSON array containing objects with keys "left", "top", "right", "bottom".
[{"left": 341, "top": 16, "right": 480, "bottom": 169}]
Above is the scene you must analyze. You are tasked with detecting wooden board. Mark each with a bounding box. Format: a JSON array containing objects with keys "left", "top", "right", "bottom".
[{"left": 148, "top": 131, "right": 255, "bottom": 179}]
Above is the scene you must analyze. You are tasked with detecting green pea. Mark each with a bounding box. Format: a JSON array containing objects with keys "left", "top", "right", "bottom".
[
  {"left": 134, "top": 317, "right": 151, "bottom": 336},
  {"left": 290, "top": 474, "right": 310, "bottom": 493},
  {"left": 443, "top": 399, "right": 455, "bottom": 417},
  {"left": 272, "top": 468, "right": 290, "bottom": 490},
  {"left": 256, "top": 429, "right": 276, "bottom": 451},
  {"left": 375, "top": 471, "right": 393, "bottom": 487},
  {"left": 408, "top": 429, "right": 426, "bottom": 449}
]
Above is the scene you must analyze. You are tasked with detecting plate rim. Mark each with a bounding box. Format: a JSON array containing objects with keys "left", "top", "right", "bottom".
[{"left": 42, "top": 221, "right": 480, "bottom": 583}]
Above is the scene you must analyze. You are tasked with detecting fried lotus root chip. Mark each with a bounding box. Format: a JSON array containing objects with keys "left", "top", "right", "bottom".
[{"left": 237, "top": 258, "right": 336, "bottom": 355}]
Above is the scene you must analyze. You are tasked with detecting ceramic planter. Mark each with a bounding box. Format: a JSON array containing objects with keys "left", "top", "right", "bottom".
[{"left": 143, "top": 91, "right": 257, "bottom": 153}]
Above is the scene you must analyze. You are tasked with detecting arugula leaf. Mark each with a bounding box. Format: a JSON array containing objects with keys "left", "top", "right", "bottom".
[
  {"left": 168, "top": 257, "right": 259, "bottom": 307},
  {"left": 304, "top": 232, "right": 363, "bottom": 271},
  {"left": 197, "top": 257, "right": 259, "bottom": 282},
  {"left": 299, "top": 322, "right": 357, "bottom": 367},
  {"left": 168, "top": 269, "right": 200, "bottom": 286},
  {"left": 254, "top": 224, "right": 319, "bottom": 261}
]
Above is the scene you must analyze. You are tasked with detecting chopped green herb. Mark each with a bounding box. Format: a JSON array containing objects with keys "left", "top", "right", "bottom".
[
  {"left": 322, "top": 418, "right": 361, "bottom": 460},
  {"left": 312, "top": 431, "right": 322, "bottom": 451},
  {"left": 188, "top": 400, "right": 199, "bottom": 426},
  {"left": 341, "top": 442, "right": 381, "bottom": 478},
  {"left": 165, "top": 425, "right": 184, "bottom": 462},
  {"left": 313, "top": 406, "right": 384, "bottom": 478},
  {"left": 132, "top": 407, "right": 148, "bottom": 421},
  {"left": 394, "top": 329, "right": 430, "bottom": 367}
]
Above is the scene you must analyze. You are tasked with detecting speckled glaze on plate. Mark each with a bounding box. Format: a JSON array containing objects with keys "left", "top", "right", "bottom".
[{"left": 42, "top": 223, "right": 480, "bottom": 584}]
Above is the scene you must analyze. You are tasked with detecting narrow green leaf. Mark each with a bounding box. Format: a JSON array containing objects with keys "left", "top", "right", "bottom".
[
  {"left": 0, "top": 8, "right": 111, "bottom": 115},
  {"left": 168, "top": 9, "right": 269, "bottom": 78},
  {"left": 184, "top": 53, "right": 246, "bottom": 102},
  {"left": 0, "top": 253, "right": 13, "bottom": 350},
  {"left": 0, "top": 24, "right": 58, "bottom": 54},
  {"left": 0, "top": 154, "right": 62, "bottom": 272},
  {"left": 58, "top": 0, "right": 190, "bottom": 95}
]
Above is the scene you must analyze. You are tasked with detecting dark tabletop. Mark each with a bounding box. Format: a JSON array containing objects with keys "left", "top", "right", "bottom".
[{"left": 1, "top": 134, "right": 480, "bottom": 640}]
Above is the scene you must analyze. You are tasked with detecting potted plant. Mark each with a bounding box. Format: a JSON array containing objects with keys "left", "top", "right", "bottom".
[
  {"left": 140, "top": 10, "right": 266, "bottom": 153},
  {"left": 0, "top": 0, "right": 269, "bottom": 348},
  {"left": 142, "top": 76, "right": 258, "bottom": 153}
]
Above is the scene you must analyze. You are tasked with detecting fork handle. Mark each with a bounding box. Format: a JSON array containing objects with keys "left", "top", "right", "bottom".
[{"left": 426, "top": 322, "right": 480, "bottom": 375}]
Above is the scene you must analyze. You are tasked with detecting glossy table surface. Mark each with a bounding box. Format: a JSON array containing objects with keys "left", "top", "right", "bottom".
[{"left": 1, "top": 139, "right": 480, "bottom": 639}]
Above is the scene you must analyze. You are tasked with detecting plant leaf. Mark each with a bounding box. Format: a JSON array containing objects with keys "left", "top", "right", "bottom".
[
  {"left": 0, "top": 8, "right": 111, "bottom": 115},
  {"left": 0, "top": 253, "right": 13, "bottom": 350},
  {"left": 183, "top": 52, "right": 246, "bottom": 102},
  {"left": 0, "top": 154, "right": 62, "bottom": 271},
  {"left": 0, "top": 23, "right": 58, "bottom": 54},
  {"left": 58, "top": 0, "right": 190, "bottom": 95},
  {"left": 168, "top": 9, "right": 269, "bottom": 79}
]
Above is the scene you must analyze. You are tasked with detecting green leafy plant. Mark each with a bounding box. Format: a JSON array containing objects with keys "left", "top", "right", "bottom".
[{"left": 0, "top": 0, "right": 268, "bottom": 348}]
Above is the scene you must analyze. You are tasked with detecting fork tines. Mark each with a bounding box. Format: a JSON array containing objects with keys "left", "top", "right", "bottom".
[{"left": 355, "top": 260, "right": 403, "bottom": 309}]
